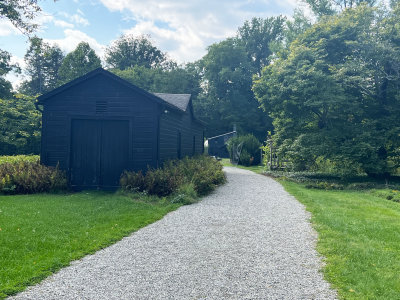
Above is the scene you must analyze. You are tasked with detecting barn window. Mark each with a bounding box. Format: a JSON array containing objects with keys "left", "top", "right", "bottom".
[{"left": 96, "top": 101, "right": 108, "bottom": 114}]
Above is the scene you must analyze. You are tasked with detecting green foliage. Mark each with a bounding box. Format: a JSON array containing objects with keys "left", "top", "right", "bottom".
[
  {"left": 198, "top": 38, "right": 273, "bottom": 140},
  {"left": 0, "top": 95, "right": 41, "bottom": 155},
  {"left": 57, "top": 42, "right": 101, "bottom": 85},
  {"left": 0, "top": 191, "right": 179, "bottom": 298},
  {"left": 120, "top": 155, "right": 226, "bottom": 198},
  {"left": 105, "top": 34, "right": 173, "bottom": 70},
  {"left": 111, "top": 64, "right": 201, "bottom": 97},
  {"left": 0, "top": 49, "right": 20, "bottom": 98},
  {"left": 144, "top": 166, "right": 182, "bottom": 197},
  {"left": 227, "top": 134, "right": 262, "bottom": 166},
  {"left": 265, "top": 169, "right": 400, "bottom": 191},
  {"left": 0, "top": 0, "right": 41, "bottom": 34},
  {"left": 20, "top": 37, "right": 64, "bottom": 95},
  {"left": 0, "top": 158, "right": 67, "bottom": 194},
  {"left": 238, "top": 16, "right": 286, "bottom": 75},
  {"left": 303, "top": 0, "right": 376, "bottom": 17},
  {"left": 0, "top": 155, "right": 39, "bottom": 164},
  {"left": 171, "top": 183, "right": 198, "bottom": 205},
  {"left": 254, "top": 4, "right": 400, "bottom": 176}
]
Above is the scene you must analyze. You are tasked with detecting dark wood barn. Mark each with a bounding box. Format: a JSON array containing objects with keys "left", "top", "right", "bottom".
[
  {"left": 207, "top": 131, "right": 237, "bottom": 158},
  {"left": 36, "top": 68, "right": 204, "bottom": 189}
]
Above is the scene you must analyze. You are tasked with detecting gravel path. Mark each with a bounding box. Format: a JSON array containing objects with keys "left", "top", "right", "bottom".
[{"left": 10, "top": 167, "right": 337, "bottom": 300}]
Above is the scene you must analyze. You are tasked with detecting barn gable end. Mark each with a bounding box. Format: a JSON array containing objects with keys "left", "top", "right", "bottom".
[{"left": 37, "top": 68, "right": 204, "bottom": 189}]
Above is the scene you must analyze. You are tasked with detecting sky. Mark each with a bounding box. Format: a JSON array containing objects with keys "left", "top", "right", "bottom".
[{"left": 1, "top": 0, "right": 299, "bottom": 87}]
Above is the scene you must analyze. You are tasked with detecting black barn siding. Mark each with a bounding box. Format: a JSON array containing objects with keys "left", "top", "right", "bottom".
[{"left": 38, "top": 68, "right": 204, "bottom": 189}]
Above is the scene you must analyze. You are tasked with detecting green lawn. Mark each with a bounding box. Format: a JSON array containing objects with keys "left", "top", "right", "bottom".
[
  {"left": 280, "top": 181, "right": 400, "bottom": 299},
  {"left": 0, "top": 191, "right": 180, "bottom": 299}
]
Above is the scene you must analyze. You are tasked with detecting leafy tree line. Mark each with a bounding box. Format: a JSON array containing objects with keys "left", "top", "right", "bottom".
[{"left": 254, "top": 3, "right": 400, "bottom": 176}]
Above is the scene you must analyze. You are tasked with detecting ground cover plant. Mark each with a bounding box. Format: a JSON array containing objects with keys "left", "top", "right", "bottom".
[
  {"left": 0, "top": 155, "right": 67, "bottom": 194},
  {"left": 0, "top": 191, "right": 181, "bottom": 299},
  {"left": 120, "top": 155, "right": 226, "bottom": 203}
]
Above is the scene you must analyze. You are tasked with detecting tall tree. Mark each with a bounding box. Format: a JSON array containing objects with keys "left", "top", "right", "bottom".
[
  {"left": 20, "top": 37, "right": 64, "bottom": 95},
  {"left": 253, "top": 4, "right": 400, "bottom": 176},
  {"left": 105, "top": 34, "right": 173, "bottom": 70},
  {"left": 198, "top": 38, "right": 271, "bottom": 140},
  {"left": 304, "top": 0, "right": 376, "bottom": 17},
  {"left": 0, "top": 49, "right": 20, "bottom": 98},
  {"left": 237, "top": 16, "right": 286, "bottom": 75},
  {"left": 58, "top": 42, "right": 101, "bottom": 84},
  {"left": 0, "top": 94, "right": 41, "bottom": 154}
]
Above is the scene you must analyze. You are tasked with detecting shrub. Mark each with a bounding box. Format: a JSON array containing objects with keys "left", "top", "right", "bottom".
[
  {"left": 119, "top": 170, "right": 146, "bottom": 192},
  {"left": 0, "top": 159, "right": 67, "bottom": 194},
  {"left": 171, "top": 183, "right": 198, "bottom": 204},
  {"left": 120, "top": 155, "right": 226, "bottom": 199},
  {"left": 227, "top": 134, "right": 261, "bottom": 166},
  {"left": 144, "top": 167, "right": 182, "bottom": 197}
]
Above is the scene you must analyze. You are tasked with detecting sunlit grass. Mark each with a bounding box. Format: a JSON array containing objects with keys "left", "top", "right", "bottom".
[
  {"left": 0, "top": 191, "right": 180, "bottom": 299},
  {"left": 281, "top": 181, "right": 400, "bottom": 299}
]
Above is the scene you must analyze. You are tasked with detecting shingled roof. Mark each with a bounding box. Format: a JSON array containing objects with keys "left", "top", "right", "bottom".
[{"left": 153, "top": 93, "right": 191, "bottom": 112}]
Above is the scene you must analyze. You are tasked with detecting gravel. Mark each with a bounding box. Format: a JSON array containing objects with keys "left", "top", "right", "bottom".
[{"left": 9, "top": 166, "right": 337, "bottom": 300}]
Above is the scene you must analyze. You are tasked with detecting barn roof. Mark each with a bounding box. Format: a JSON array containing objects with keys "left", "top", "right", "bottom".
[
  {"left": 153, "top": 93, "right": 191, "bottom": 112},
  {"left": 36, "top": 68, "right": 186, "bottom": 113}
]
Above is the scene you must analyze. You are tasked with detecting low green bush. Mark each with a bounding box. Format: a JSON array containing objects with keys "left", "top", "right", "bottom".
[
  {"left": 227, "top": 134, "right": 261, "bottom": 166},
  {"left": 120, "top": 155, "right": 226, "bottom": 199},
  {"left": 0, "top": 160, "right": 67, "bottom": 194}
]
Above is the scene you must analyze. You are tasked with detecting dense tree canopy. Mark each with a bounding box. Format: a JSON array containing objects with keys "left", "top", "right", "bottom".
[
  {"left": 0, "top": 94, "right": 41, "bottom": 155},
  {"left": 254, "top": 4, "right": 400, "bottom": 175},
  {"left": 0, "top": 49, "right": 20, "bottom": 98},
  {"left": 105, "top": 35, "right": 173, "bottom": 70},
  {"left": 196, "top": 38, "right": 272, "bottom": 140},
  {"left": 20, "top": 37, "right": 64, "bottom": 96},
  {"left": 58, "top": 42, "right": 101, "bottom": 85},
  {"left": 238, "top": 16, "right": 286, "bottom": 75},
  {"left": 112, "top": 64, "right": 201, "bottom": 97}
]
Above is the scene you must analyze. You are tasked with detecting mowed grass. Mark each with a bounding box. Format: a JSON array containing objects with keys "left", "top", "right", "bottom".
[
  {"left": 281, "top": 181, "right": 400, "bottom": 299},
  {"left": 0, "top": 191, "right": 180, "bottom": 299}
]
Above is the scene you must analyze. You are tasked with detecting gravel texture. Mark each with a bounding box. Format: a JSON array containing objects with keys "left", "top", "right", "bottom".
[{"left": 10, "top": 167, "right": 337, "bottom": 300}]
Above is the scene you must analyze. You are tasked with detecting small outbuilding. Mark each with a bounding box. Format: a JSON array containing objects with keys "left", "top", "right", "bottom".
[
  {"left": 36, "top": 68, "right": 204, "bottom": 189},
  {"left": 207, "top": 131, "right": 237, "bottom": 158}
]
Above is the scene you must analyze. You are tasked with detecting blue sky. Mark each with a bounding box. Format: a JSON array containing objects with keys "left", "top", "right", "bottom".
[{"left": 1, "top": 0, "right": 299, "bottom": 87}]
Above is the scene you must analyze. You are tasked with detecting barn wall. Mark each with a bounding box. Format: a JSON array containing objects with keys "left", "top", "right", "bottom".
[
  {"left": 158, "top": 106, "right": 204, "bottom": 164},
  {"left": 41, "top": 74, "right": 158, "bottom": 174}
]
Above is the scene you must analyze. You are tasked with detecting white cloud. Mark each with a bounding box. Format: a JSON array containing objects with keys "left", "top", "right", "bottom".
[
  {"left": 99, "top": 0, "right": 297, "bottom": 63},
  {"left": 44, "top": 29, "right": 105, "bottom": 58},
  {"left": 53, "top": 20, "right": 75, "bottom": 28},
  {"left": 0, "top": 19, "right": 21, "bottom": 36},
  {"left": 60, "top": 12, "right": 90, "bottom": 26}
]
